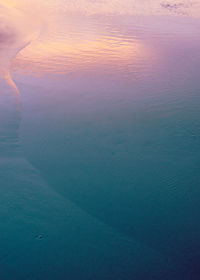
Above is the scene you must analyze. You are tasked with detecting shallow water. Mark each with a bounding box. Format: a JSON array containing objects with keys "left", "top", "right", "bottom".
[{"left": 1, "top": 1, "right": 200, "bottom": 279}]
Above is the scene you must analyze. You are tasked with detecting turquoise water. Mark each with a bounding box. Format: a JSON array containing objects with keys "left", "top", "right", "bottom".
[{"left": 1, "top": 1, "right": 200, "bottom": 279}]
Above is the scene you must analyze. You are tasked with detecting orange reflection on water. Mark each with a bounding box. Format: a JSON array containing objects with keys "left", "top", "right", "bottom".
[
  {"left": 13, "top": 35, "right": 152, "bottom": 77},
  {"left": 0, "top": 0, "right": 44, "bottom": 71},
  {"left": 11, "top": 12, "right": 155, "bottom": 78},
  {"left": 1, "top": 0, "right": 198, "bottom": 79}
]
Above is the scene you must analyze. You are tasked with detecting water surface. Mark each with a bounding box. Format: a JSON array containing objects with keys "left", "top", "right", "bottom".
[{"left": 1, "top": 0, "right": 200, "bottom": 279}]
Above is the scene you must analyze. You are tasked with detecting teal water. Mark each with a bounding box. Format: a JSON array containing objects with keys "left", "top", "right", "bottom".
[{"left": 1, "top": 1, "right": 200, "bottom": 279}]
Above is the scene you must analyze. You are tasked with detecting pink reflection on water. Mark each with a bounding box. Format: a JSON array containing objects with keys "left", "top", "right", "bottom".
[{"left": 0, "top": 0, "right": 198, "bottom": 83}]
